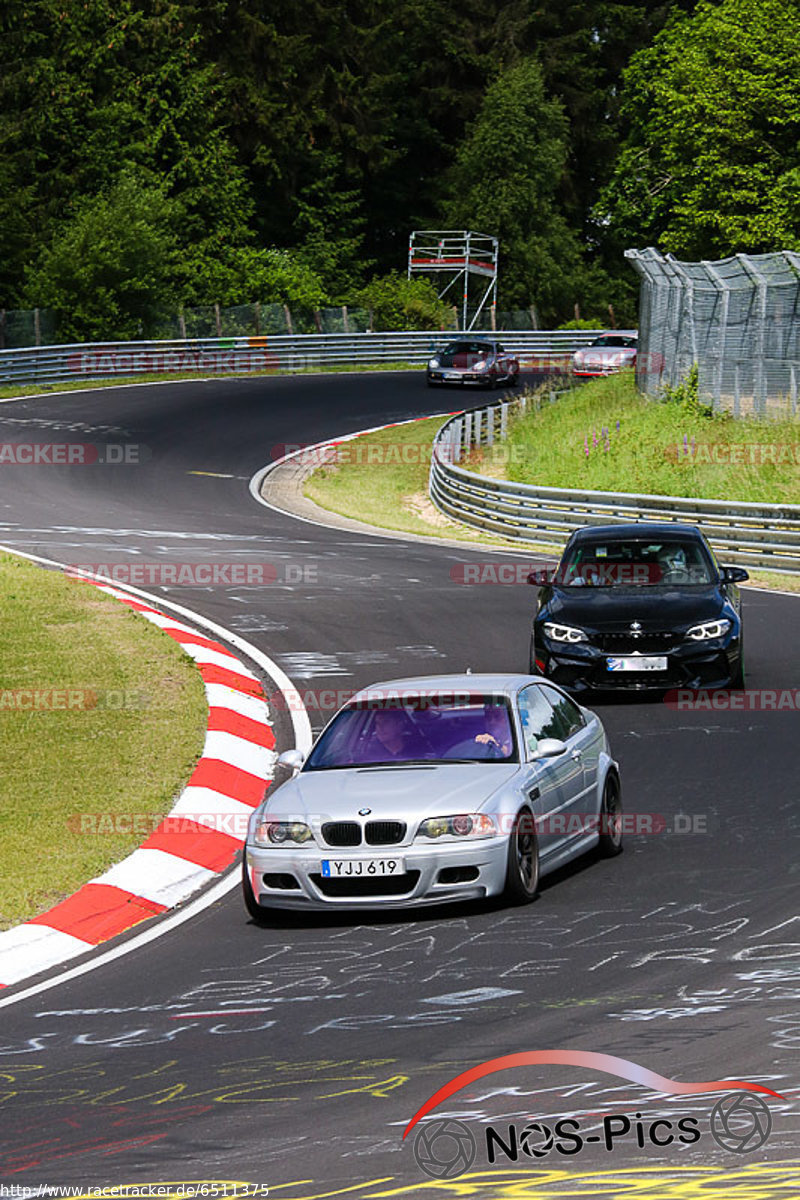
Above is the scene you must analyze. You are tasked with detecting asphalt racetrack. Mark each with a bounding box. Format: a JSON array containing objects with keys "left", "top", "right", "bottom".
[{"left": 0, "top": 371, "right": 797, "bottom": 1196}]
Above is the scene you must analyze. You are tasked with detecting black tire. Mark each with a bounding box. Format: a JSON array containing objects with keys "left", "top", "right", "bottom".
[
  {"left": 242, "top": 858, "right": 270, "bottom": 924},
  {"left": 504, "top": 807, "right": 540, "bottom": 903},
  {"left": 529, "top": 634, "right": 542, "bottom": 676},
  {"left": 730, "top": 646, "right": 746, "bottom": 689},
  {"left": 598, "top": 773, "right": 623, "bottom": 857}
]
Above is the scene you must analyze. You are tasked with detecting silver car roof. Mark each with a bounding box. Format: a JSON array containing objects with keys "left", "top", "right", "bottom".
[{"left": 346, "top": 673, "right": 545, "bottom": 702}]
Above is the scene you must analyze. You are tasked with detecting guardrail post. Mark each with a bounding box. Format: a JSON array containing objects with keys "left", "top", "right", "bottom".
[
  {"left": 791, "top": 364, "right": 797, "bottom": 417},
  {"left": 500, "top": 402, "right": 508, "bottom": 440},
  {"left": 486, "top": 406, "right": 494, "bottom": 446}
]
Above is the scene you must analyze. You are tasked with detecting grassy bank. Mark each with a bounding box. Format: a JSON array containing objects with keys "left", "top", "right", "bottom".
[
  {"left": 303, "top": 414, "right": 531, "bottom": 547},
  {"left": 0, "top": 555, "right": 207, "bottom": 928},
  {"left": 303, "top": 383, "right": 800, "bottom": 593},
  {"left": 479, "top": 371, "right": 800, "bottom": 504}
]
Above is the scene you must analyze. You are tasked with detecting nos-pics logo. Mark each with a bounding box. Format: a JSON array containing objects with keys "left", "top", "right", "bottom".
[{"left": 405, "top": 1050, "right": 782, "bottom": 1180}]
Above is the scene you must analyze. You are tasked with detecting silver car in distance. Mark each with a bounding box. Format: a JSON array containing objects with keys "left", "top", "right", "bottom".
[{"left": 242, "top": 674, "right": 622, "bottom": 916}]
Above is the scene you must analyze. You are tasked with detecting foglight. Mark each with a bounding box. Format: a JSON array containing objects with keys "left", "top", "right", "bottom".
[{"left": 685, "top": 618, "right": 731, "bottom": 641}]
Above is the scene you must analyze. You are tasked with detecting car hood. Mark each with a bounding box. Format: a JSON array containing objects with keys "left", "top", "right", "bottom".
[
  {"left": 541, "top": 585, "right": 726, "bottom": 631},
  {"left": 258, "top": 763, "right": 519, "bottom": 821},
  {"left": 578, "top": 346, "right": 636, "bottom": 358}
]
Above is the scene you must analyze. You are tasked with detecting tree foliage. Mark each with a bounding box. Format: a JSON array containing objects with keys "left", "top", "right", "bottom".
[
  {"left": 356, "top": 273, "right": 453, "bottom": 330},
  {"left": 444, "top": 59, "right": 590, "bottom": 323},
  {"left": 15, "top": 0, "right": 789, "bottom": 336},
  {"left": 25, "top": 171, "right": 179, "bottom": 341},
  {"left": 598, "top": 0, "right": 800, "bottom": 257}
]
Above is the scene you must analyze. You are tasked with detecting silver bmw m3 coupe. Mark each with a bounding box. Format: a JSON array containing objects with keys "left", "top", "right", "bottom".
[{"left": 243, "top": 674, "right": 622, "bottom": 916}]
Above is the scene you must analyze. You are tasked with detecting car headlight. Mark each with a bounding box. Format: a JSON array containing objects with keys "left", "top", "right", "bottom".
[
  {"left": 428, "top": 357, "right": 440, "bottom": 368},
  {"left": 685, "top": 618, "right": 732, "bottom": 641},
  {"left": 473, "top": 360, "right": 489, "bottom": 372},
  {"left": 417, "top": 813, "right": 496, "bottom": 840},
  {"left": 543, "top": 621, "right": 588, "bottom": 644},
  {"left": 573, "top": 352, "right": 584, "bottom": 364},
  {"left": 253, "top": 820, "right": 313, "bottom": 846}
]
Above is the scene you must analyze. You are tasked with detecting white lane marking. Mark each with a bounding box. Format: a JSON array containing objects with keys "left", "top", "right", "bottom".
[
  {"left": 0, "top": 544, "right": 312, "bottom": 1009},
  {"left": 94, "top": 849, "right": 218, "bottom": 908}
]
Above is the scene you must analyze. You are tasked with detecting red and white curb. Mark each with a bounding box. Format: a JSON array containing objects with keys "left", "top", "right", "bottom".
[{"left": 0, "top": 580, "right": 280, "bottom": 990}]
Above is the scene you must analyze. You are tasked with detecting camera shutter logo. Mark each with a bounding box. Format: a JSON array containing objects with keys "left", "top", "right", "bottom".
[
  {"left": 413, "top": 1118, "right": 476, "bottom": 1179},
  {"left": 519, "top": 1122, "right": 555, "bottom": 1158},
  {"left": 710, "top": 1092, "right": 772, "bottom": 1152}
]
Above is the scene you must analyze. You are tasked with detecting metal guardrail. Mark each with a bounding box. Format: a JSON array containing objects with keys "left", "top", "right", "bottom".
[
  {"left": 0, "top": 330, "right": 599, "bottom": 388},
  {"left": 429, "top": 395, "right": 800, "bottom": 574}
]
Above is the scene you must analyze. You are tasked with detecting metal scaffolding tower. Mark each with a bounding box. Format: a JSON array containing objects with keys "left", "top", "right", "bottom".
[{"left": 408, "top": 231, "right": 499, "bottom": 331}]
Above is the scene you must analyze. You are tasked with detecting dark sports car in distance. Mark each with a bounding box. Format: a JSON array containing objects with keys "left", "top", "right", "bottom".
[
  {"left": 427, "top": 339, "right": 520, "bottom": 388},
  {"left": 529, "top": 523, "right": 748, "bottom": 693},
  {"left": 572, "top": 331, "right": 637, "bottom": 378}
]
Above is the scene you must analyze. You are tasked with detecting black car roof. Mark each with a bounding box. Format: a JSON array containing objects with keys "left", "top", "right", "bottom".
[{"left": 570, "top": 522, "right": 704, "bottom": 542}]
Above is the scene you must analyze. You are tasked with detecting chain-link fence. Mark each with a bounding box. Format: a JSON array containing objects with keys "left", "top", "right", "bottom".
[
  {"left": 626, "top": 248, "right": 800, "bottom": 417},
  {"left": 0, "top": 308, "right": 56, "bottom": 349},
  {"left": 0, "top": 302, "right": 560, "bottom": 347}
]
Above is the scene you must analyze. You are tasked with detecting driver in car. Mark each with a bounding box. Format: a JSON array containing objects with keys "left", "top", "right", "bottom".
[
  {"left": 371, "top": 708, "right": 416, "bottom": 760},
  {"left": 474, "top": 705, "right": 513, "bottom": 757}
]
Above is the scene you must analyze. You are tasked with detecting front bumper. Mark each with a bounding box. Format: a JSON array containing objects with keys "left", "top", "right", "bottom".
[
  {"left": 572, "top": 363, "right": 634, "bottom": 378},
  {"left": 427, "top": 370, "right": 492, "bottom": 385},
  {"left": 536, "top": 633, "right": 741, "bottom": 693},
  {"left": 244, "top": 836, "right": 509, "bottom": 910}
]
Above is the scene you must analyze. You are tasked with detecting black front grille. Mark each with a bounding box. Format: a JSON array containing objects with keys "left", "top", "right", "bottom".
[
  {"left": 310, "top": 871, "right": 420, "bottom": 898},
  {"left": 322, "top": 821, "right": 362, "bottom": 847},
  {"left": 365, "top": 820, "right": 406, "bottom": 845},
  {"left": 598, "top": 631, "right": 677, "bottom": 654}
]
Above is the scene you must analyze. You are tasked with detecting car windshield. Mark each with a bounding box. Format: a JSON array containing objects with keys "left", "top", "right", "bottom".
[
  {"left": 558, "top": 539, "right": 715, "bottom": 587},
  {"left": 590, "top": 335, "right": 636, "bottom": 348},
  {"left": 437, "top": 342, "right": 492, "bottom": 367},
  {"left": 305, "top": 695, "right": 517, "bottom": 769}
]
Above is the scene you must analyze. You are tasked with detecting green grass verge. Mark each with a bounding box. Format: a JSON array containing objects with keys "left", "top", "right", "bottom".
[
  {"left": 303, "top": 414, "right": 541, "bottom": 549},
  {"left": 303, "top": 391, "right": 800, "bottom": 594},
  {"left": 478, "top": 371, "right": 800, "bottom": 504},
  {"left": 0, "top": 554, "right": 207, "bottom": 929}
]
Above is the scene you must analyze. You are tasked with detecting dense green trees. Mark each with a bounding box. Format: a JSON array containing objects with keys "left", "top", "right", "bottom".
[
  {"left": 599, "top": 0, "right": 800, "bottom": 257},
  {"left": 2, "top": 0, "right": 797, "bottom": 339}
]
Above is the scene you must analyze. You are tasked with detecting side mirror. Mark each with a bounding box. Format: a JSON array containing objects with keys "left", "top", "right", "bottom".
[
  {"left": 722, "top": 566, "right": 749, "bottom": 583},
  {"left": 527, "top": 567, "right": 554, "bottom": 586},
  {"left": 531, "top": 737, "right": 567, "bottom": 760},
  {"left": 277, "top": 748, "right": 306, "bottom": 773}
]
